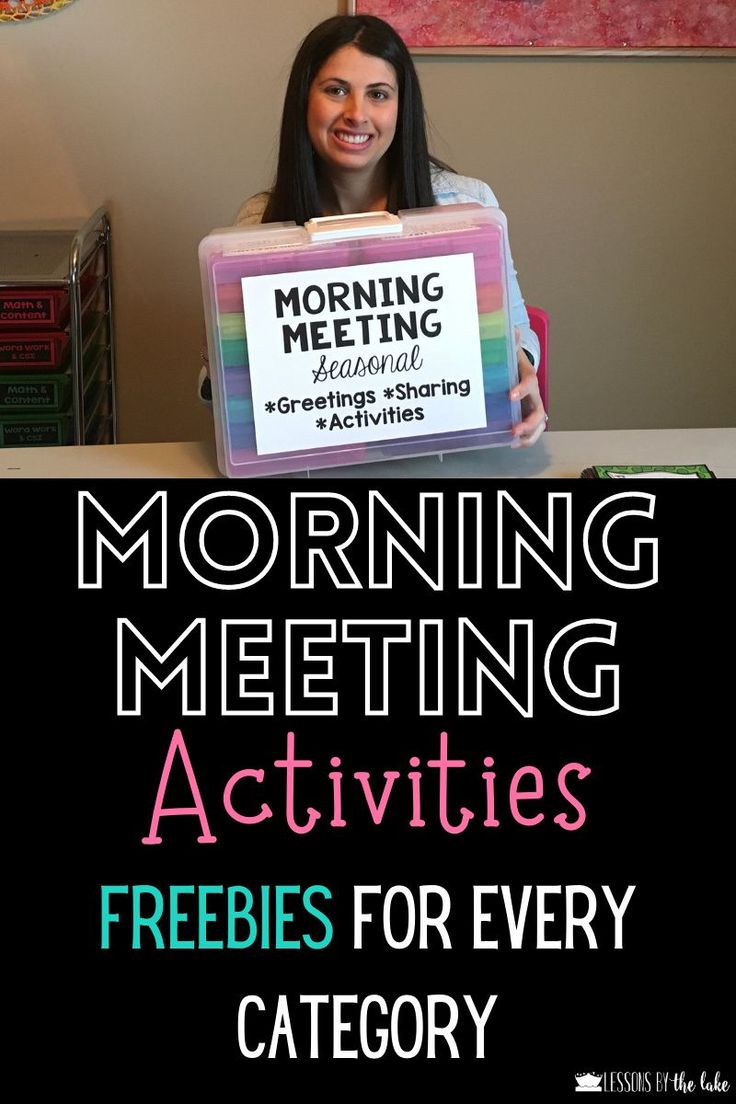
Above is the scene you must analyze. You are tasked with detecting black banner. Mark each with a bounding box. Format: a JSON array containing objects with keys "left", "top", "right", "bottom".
[{"left": 8, "top": 479, "right": 733, "bottom": 1097}]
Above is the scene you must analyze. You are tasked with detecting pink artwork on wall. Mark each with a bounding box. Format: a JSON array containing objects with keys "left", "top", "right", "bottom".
[{"left": 350, "top": 1, "right": 736, "bottom": 50}]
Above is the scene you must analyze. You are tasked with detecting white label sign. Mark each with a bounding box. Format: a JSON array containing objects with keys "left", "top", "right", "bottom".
[{"left": 241, "top": 253, "right": 486, "bottom": 456}]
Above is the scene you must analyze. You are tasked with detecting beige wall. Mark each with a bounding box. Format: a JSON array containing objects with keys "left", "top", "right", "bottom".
[{"left": 2, "top": 0, "right": 734, "bottom": 442}]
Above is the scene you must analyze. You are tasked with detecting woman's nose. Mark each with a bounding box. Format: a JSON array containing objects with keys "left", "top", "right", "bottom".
[{"left": 343, "top": 93, "right": 368, "bottom": 123}]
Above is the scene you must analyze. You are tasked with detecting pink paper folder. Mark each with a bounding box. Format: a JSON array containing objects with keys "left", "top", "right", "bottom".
[{"left": 199, "top": 204, "right": 520, "bottom": 477}]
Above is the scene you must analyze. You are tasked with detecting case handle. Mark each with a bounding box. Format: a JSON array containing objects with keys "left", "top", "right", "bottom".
[{"left": 304, "top": 211, "right": 401, "bottom": 241}]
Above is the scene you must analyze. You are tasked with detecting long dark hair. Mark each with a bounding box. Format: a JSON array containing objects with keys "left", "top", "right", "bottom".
[{"left": 263, "top": 15, "right": 438, "bottom": 223}]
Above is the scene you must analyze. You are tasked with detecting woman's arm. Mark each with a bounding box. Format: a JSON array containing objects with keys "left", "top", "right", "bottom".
[
  {"left": 511, "top": 333, "right": 547, "bottom": 448},
  {"left": 235, "top": 192, "right": 270, "bottom": 227},
  {"left": 431, "top": 172, "right": 540, "bottom": 370},
  {"left": 472, "top": 180, "right": 546, "bottom": 447}
]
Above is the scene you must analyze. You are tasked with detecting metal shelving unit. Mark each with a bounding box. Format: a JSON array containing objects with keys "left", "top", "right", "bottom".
[{"left": 0, "top": 207, "right": 117, "bottom": 447}]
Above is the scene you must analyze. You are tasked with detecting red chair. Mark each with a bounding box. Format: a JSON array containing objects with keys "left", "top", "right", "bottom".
[{"left": 526, "top": 306, "right": 549, "bottom": 415}]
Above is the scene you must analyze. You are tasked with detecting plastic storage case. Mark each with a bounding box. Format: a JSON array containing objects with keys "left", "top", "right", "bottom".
[{"left": 200, "top": 204, "right": 520, "bottom": 477}]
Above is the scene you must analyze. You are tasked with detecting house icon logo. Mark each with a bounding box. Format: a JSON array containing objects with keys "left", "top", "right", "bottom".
[{"left": 575, "top": 1072, "right": 603, "bottom": 1092}]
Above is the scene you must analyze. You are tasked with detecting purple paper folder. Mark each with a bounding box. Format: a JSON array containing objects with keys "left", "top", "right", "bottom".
[{"left": 199, "top": 204, "right": 520, "bottom": 477}]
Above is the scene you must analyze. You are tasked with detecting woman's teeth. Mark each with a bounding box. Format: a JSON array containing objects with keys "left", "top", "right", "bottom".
[{"left": 336, "top": 132, "right": 370, "bottom": 144}]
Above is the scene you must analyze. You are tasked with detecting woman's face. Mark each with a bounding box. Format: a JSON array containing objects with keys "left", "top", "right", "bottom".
[{"left": 307, "top": 44, "right": 399, "bottom": 178}]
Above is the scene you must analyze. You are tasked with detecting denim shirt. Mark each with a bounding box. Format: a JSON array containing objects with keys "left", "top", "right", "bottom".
[{"left": 430, "top": 169, "right": 539, "bottom": 367}]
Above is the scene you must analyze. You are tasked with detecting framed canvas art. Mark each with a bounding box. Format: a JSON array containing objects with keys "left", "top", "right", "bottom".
[{"left": 346, "top": 1, "right": 736, "bottom": 55}]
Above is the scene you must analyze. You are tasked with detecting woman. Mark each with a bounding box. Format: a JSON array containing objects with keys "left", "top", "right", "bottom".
[{"left": 201, "top": 14, "right": 545, "bottom": 446}]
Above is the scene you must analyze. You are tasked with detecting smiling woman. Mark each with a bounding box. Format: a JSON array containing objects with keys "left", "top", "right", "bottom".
[
  {"left": 306, "top": 45, "right": 399, "bottom": 212},
  {"left": 260, "top": 15, "right": 438, "bottom": 225},
  {"left": 200, "top": 14, "right": 546, "bottom": 446}
]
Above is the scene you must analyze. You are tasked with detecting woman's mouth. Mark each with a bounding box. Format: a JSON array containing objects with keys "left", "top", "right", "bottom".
[{"left": 332, "top": 130, "right": 373, "bottom": 148}]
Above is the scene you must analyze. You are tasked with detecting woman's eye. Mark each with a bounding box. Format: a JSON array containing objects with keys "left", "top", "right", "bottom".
[
  {"left": 325, "top": 86, "right": 347, "bottom": 97},
  {"left": 369, "top": 90, "right": 388, "bottom": 101}
]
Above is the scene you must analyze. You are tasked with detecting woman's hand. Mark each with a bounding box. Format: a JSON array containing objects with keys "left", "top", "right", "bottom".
[
  {"left": 198, "top": 342, "right": 212, "bottom": 403},
  {"left": 510, "top": 327, "right": 547, "bottom": 447}
]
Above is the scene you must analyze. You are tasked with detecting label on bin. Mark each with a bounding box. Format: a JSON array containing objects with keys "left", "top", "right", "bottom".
[
  {"left": 0, "top": 337, "right": 55, "bottom": 367},
  {"left": 0, "top": 294, "right": 56, "bottom": 325},
  {"left": 0, "top": 421, "right": 62, "bottom": 446},
  {"left": 241, "top": 253, "right": 486, "bottom": 456},
  {"left": 0, "top": 380, "right": 59, "bottom": 408}
]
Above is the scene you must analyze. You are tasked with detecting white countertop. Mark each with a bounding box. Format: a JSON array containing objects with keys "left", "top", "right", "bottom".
[{"left": 1, "top": 427, "right": 734, "bottom": 479}]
